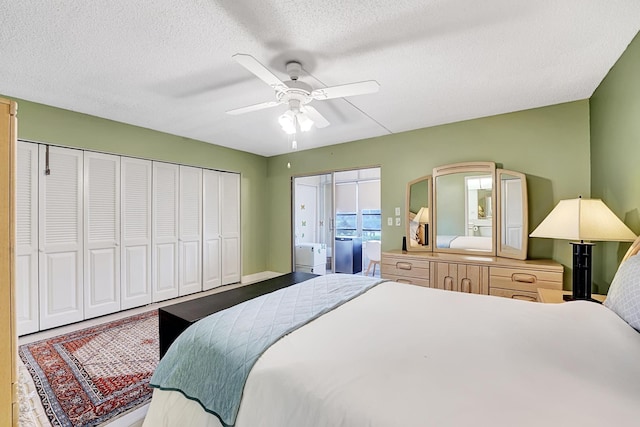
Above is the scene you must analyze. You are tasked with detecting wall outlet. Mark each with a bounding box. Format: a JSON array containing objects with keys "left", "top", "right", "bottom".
[
  {"left": 395, "top": 207, "right": 401, "bottom": 216},
  {"left": 387, "top": 217, "right": 393, "bottom": 226},
  {"left": 395, "top": 217, "right": 401, "bottom": 226}
]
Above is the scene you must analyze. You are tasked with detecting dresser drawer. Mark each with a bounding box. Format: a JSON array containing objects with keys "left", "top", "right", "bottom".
[
  {"left": 382, "top": 254, "right": 429, "bottom": 278},
  {"left": 489, "top": 287, "right": 538, "bottom": 302},
  {"left": 382, "top": 254, "right": 430, "bottom": 270},
  {"left": 381, "top": 262, "right": 429, "bottom": 280},
  {"left": 490, "top": 266, "right": 562, "bottom": 293},
  {"left": 384, "top": 274, "right": 430, "bottom": 288}
]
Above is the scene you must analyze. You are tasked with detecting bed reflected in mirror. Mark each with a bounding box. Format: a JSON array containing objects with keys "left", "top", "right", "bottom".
[{"left": 433, "top": 162, "right": 496, "bottom": 254}]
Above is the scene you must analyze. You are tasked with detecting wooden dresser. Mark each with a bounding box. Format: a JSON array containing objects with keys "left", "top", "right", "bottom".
[{"left": 382, "top": 250, "right": 563, "bottom": 302}]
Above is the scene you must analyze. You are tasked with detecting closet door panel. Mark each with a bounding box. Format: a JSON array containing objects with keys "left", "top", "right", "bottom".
[
  {"left": 222, "top": 236, "right": 240, "bottom": 284},
  {"left": 202, "top": 170, "right": 221, "bottom": 290},
  {"left": 123, "top": 246, "right": 148, "bottom": 301},
  {"left": 89, "top": 249, "right": 117, "bottom": 301},
  {"left": 220, "top": 172, "right": 240, "bottom": 285},
  {"left": 152, "top": 162, "right": 179, "bottom": 302},
  {"left": 84, "top": 152, "right": 120, "bottom": 319},
  {"left": 39, "top": 146, "right": 84, "bottom": 330},
  {"left": 16, "top": 142, "right": 39, "bottom": 335},
  {"left": 121, "top": 158, "right": 152, "bottom": 309},
  {"left": 16, "top": 256, "right": 36, "bottom": 335},
  {"left": 178, "top": 166, "right": 202, "bottom": 296},
  {"left": 204, "top": 240, "right": 220, "bottom": 290},
  {"left": 156, "top": 244, "right": 177, "bottom": 291}
]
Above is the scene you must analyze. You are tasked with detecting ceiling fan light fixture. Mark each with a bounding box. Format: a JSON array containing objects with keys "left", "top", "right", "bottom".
[
  {"left": 278, "top": 110, "right": 297, "bottom": 135},
  {"left": 228, "top": 54, "right": 378, "bottom": 134},
  {"left": 296, "top": 112, "right": 314, "bottom": 132}
]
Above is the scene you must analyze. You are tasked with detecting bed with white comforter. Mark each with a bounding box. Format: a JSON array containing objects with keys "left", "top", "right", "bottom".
[{"left": 143, "top": 273, "right": 640, "bottom": 427}]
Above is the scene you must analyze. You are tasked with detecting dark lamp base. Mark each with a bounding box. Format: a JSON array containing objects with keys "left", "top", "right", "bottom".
[{"left": 562, "top": 294, "right": 602, "bottom": 304}]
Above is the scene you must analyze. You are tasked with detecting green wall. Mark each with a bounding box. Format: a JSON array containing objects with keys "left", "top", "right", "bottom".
[
  {"left": 5, "top": 92, "right": 603, "bottom": 290},
  {"left": 267, "top": 101, "right": 592, "bottom": 287},
  {"left": 9, "top": 98, "right": 269, "bottom": 276},
  {"left": 590, "top": 32, "right": 640, "bottom": 293}
]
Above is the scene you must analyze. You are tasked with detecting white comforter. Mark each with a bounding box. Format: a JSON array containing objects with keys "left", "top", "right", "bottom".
[{"left": 144, "top": 281, "right": 640, "bottom": 427}]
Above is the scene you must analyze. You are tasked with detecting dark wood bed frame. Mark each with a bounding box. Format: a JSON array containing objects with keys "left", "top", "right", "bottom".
[{"left": 158, "top": 272, "right": 318, "bottom": 358}]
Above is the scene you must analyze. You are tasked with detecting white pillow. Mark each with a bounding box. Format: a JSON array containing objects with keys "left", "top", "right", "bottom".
[{"left": 604, "top": 254, "right": 640, "bottom": 331}]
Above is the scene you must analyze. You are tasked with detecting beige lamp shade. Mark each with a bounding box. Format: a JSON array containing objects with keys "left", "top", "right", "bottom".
[
  {"left": 416, "top": 207, "right": 430, "bottom": 223},
  {"left": 530, "top": 198, "right": 637, "bottom": 242}
]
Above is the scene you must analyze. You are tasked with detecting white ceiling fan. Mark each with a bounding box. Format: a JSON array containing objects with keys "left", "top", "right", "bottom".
[{"left": 226, "top": 54, "right": 380, "bottom": 134}]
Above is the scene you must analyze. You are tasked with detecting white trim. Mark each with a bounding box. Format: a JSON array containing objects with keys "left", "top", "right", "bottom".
[{"left": 242, "top": 271, "right": 283, "bottom": 284}]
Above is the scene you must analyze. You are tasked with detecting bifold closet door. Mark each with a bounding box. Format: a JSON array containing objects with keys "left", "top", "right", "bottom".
[
  {"left": 16, "top": 141, "right": 39, "bottom": 336},
  {"left": 121, "top": 157, "right": 152, "bottom": 310},
  {"left": 152, "top": 161, "right": 179, "bottom": 302},
  {"left": 203, "top": 170, "right": 221, "bottom": 290},
  {"left": 84, "top": 152, "right": 121, "bottom": 319},
  {"left": 220, "top": 172, "right": 240, "bottom": 285},
  {"left": 179, "top": 166, "right": 202, "bottom": 296},
  {"left": 39, "top": 146, "right": 84, "bottom": 330}
]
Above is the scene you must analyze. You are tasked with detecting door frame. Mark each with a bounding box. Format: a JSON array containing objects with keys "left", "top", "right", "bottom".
[
  {"left": 290, "top": 165, "right": 382, "bottom": 274},
  {"left": 0, "top": 98, "right": 18, "bottom": 425}
]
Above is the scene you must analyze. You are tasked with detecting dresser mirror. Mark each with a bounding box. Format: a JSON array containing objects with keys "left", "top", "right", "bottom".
[
  {"left": 496, "top": 169, "right": 528, "bottom": 260},
  {"left": 432, "top": 162, "right": 496, "bottom": 255},
  {"left": 405, "top": 175, "right": 432, "bottom": 251},
  {"left": 406, "top": 161, "right": 528, "bottom": 259}
]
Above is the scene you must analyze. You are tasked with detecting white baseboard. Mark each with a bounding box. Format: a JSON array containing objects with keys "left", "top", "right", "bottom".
[{"left": 241, "top": 271, "right": 284, "bottom": 285}]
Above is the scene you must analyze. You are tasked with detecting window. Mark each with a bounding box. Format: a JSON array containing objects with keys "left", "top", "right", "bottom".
[
  {"left": 336, "top": 212, "right": 357, "bottom": 237},
  {"left": 362, "top": 209, "right": 381, "bottom": 241}
]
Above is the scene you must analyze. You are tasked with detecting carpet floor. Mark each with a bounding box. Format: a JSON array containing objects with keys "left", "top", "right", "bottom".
[{"left": 19, "top": 310, "right": 159, "bottom": 427}]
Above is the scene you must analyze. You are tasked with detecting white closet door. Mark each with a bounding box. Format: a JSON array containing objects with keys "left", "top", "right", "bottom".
[
  {"left": 83, "top": 152, "right": 121, "bottom": 319},
  {"left": 203, "top": 170, "right": 221, "bottom": 290},
  {"left": 39, "top": 146, "right": 84, "bottom": 330},
  {"left": 220, "top": 172, "right": 240, "bottom": 285},
  {"left": 16, "top": 141, "right": 39, "bottom": 336},
  {"left": 152, "top": 162, "right": 179, "bottom": 302},
  {"left": 121, "top": 157, "right": 152, "bottom": 310},
  {"left": 178, "top": 166, "right": 202, "bottom": 296}
]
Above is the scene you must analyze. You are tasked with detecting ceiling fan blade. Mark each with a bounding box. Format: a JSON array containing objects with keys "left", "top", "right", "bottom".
[
  {"left": 311, "top": 80, "right": 380, "bottom": 101},
  {"left": 226, "top": 100, "right": 281, "bottom": 115},
  {"left": 232, "top": 53, "right": 288, "bottom": 93},
  {"left": 301, "top": 106, "right": 330, "bottom": 128}
]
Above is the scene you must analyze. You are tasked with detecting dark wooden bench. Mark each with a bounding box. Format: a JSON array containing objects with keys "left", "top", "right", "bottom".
[{"left": 158, "top": 272, "right": 318, "bottom": 358}]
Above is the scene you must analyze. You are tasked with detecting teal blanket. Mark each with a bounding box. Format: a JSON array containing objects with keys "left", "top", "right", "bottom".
[{"left": 150, "top": 274, "right": 384, "bottom": 426}]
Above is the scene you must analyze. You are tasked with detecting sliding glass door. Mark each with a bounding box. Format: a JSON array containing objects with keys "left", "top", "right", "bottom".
[
  {"left": 292, "top": 167, "right": 381, "bottom": 276},
  {"left": 292, "top": 174, "right": 333, "bottom": 274}
]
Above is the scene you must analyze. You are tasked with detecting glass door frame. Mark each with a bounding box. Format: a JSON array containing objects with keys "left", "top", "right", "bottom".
[
  {"left": 291, "top": 166, "right": 381, "bottom": 275},
  {"left": 291, "top": 172, "right": 335, "bottom": 273}
]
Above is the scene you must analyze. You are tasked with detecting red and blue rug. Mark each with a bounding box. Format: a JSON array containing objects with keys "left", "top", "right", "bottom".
[{"left": 19, "top": 310, "right": 159, "bottom": 426}]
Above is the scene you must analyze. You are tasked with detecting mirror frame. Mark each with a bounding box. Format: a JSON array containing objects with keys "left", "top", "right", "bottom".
[
  {"left": 405, "top": 175, "right": 432, "bottom": 251},
  {"left": 432, "top": 161, "right": 497, "bottom": 256},
  {"left": 496, "top": 169, "right": 528, "bottom": 260}
]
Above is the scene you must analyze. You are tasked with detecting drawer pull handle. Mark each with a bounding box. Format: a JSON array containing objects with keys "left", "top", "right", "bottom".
[
  {"left": 444, "top": 276, "right": 454, "bottom": 291},
  {"left": 396, "top": 278, "right": 412, "bottom": 284},
  {"left": 512, "top": 273, "right": 536, "bottom": 283},
  {"left": 461, "top": 278, "right": 471, "bottom": 293},
  {"left": 397, "top": 262, "right": 412, "bottom": 270}
]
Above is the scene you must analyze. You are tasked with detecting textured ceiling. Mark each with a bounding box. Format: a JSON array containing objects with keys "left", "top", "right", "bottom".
[{"left": 1, "top": 1, "right": 639, "bottom": 156}]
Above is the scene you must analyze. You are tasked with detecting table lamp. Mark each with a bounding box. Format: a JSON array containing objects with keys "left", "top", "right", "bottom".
[
  {"left": 416, "top": 207, "right": 430, "bottom": 243},
  {"left": 530, "top": 197, "right": 637, "bottom": 302}
]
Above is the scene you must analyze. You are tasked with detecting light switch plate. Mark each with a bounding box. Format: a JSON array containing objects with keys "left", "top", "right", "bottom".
[
  {"left": 395, "top": 217, "right": 401, "bottom": 226},
  {"left": 387, "top": 217, "right": 393, "bottom": 226},
  {"left": 395, "top": 207, "right": 401, "bottom": 216}
]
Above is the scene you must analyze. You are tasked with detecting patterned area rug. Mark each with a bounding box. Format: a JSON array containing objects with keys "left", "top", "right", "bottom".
[{"left": 19, "top": 310, "right": 159, "bottom": 427}]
